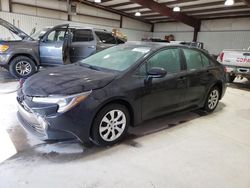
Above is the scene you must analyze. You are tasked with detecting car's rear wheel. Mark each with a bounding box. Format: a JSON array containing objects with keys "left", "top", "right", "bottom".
[
  {"left": 203, "top": 86, "right": 220, "bottom": 112},
  {"left": 91, "top": 104, "right": 130, "bottom": 146},
  {"left": 9, "top": 56, "right": 37, "bottom": 78}
]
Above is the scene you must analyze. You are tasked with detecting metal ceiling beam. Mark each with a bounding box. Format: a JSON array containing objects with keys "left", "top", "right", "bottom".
[
  {"left": 74, "top": 0, "right": 151, "bottom": 24},
  {"left": 194, "top": 10, "right": 250, "bottom": 17},
  {"left": 183, "top": 5, "right": 249, "bottom": 14},
  {"left": 242, "top": 0, "right": 250, "bottom": 7},
  {"left": 109, "top": 2, "right": 134, "bottom": 8},
  {"left": 200, "top": 14, "right": 250, "bottom": 20},
  {"left": 163, "top": 0, "right": 199, "bottom": 6},
  {"left": 129, "top": 0, "right": 200, "bottom": 28},
  {"left": 100, "top": 0, "right": 113, "bottom": 3},
  {"left": 119, "top": 0, "right": 199, "bottom": 11},
  {"left": 118, "top": 6, "right": 143, "bottom": 12}
]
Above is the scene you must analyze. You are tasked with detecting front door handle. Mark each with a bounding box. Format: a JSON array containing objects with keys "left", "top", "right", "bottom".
[{"left": 177, "top": 76, "right": 187, "bottom": 81}]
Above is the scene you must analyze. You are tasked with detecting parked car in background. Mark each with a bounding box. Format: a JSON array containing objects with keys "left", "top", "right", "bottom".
[
  {"left": 0, "top": 18, "right": 124, "bottom": 78},
  {"left": 17, "top": 42, "right": 227, "bottom": 146},
  {"left": 170, "top": 41, "right": 205, "bottom": 50},
  {"left": 217, "top": 47, "right": 250, "bottom": 82}
]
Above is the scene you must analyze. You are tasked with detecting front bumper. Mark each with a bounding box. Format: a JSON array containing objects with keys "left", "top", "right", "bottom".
[
  {"left": 17, "top": 101, "right": 76, "bottom": 141},
  {"left": 16, "top": 93, "right": 95, "bottom": 143},
  {"left": 225, "top": 65, "right": 250, "bottom": 76},
  {"left": 0, "top": 53, "right": 10, "bottom": 67}
]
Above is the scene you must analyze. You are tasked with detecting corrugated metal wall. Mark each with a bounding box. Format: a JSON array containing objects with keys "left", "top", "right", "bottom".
[
  {"left": 0, "top": 11, "right": 152, "bottom": 41},
  {"left": 153, "top": 18, "right": 250, "bottom": 54}
]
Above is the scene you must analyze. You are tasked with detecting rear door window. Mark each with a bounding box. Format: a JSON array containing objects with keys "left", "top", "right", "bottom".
[
  {"left": 201, "top": 53, "right": 211, "bottom": 67},
  {"left": 183, "top": 49, "right": 204, "bottom": 71},
  {"left": 95, "top": 31, "right": 117, "bottom": 44},
  {"left": 72, "top": 29, "right": 94, "bottom": 42},
  {"left": 147, "top": 48, "right": 181, "bottom": 74}
]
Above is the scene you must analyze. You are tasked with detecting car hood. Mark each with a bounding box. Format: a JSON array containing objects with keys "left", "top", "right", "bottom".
[
  {"left": 0, "top": 18, "right": 32, "bottom": 40},
  {"left": 22, "top": 64, "right": 116, "bottom": 97}
]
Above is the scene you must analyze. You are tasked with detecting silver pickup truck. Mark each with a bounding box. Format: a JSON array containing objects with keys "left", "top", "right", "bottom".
[{"left": 217, "top": 48, "right": 250, "bottom": 82}]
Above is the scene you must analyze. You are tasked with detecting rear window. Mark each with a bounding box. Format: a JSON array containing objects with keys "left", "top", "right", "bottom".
[
  {"left": 73, "top": 29, "right": 94, "bottom": 42},
  {"left": 95, "top": 31, "right": 117, "bottom": 44}
]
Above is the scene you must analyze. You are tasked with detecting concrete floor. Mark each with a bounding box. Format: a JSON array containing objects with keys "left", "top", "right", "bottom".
[{"left": 0, "top": 68, "right": 250, "bottom": 188}]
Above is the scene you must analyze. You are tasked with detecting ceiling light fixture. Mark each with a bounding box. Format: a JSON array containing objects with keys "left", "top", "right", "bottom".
[
  {"left": 224, "top": 0, "right": 234, "bottom": 6},
  {"left": 94, "top": 0, "right": 101, "bottom": 3},
  {"left": 173, "top": 6, "right": 180, "bottom": 12},
  {"left": 135, "top": 11, "right": 141, "bottom": 16}
]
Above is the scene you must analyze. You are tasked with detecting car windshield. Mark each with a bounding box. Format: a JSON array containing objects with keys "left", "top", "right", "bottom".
[
  {"left": 80, "top": 45, "right": 151, "bottom": 71},
  {"left": 30, "top": 28, "right": 50, "bottom": 40}
]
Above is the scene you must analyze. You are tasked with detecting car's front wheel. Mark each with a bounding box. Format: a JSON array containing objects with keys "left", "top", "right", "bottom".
[
  {"left": 91, "top": 104, "right": 130, "bottom": 146},
  {"left": 203, "top": 86, "right": 221, "bottom": 112},
  {"left": 9, "top": 56, "right": 37, "bottom": 78}
]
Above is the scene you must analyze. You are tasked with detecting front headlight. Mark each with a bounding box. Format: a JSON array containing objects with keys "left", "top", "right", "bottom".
[
  {"left": 0, "top": 45, "right": 9, "bottom": 52},
  {"left": 32, "top": 91, "right": 92, "bottom": 113}
]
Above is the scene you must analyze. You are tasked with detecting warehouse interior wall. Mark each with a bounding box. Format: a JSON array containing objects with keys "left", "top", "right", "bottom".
[
  {"left": 1, "top": 0, "right": 250, "bottom": 55},
  {"left": 0, "top": 0, "right": 152, "bottom": 41},
  {"left": 153, "top": 18, "right": 250, "bottom": 54}
]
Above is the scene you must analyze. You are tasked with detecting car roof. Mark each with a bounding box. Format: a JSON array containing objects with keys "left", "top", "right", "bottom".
[
  {"left": 122, "top": 41, "right": 182, "bottom": 50},
  {"left": 123, "top": 41, "right": 207, "bottom": 53}
]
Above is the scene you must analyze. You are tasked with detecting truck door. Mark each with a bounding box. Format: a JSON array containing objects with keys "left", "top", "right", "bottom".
[{"left": 39, "top": 24, "right": 69, "bottom": 66}]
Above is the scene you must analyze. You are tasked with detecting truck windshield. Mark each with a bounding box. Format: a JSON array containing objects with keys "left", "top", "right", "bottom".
[{"left": 30, "top": 28, "right": 50, "bottom": 40}]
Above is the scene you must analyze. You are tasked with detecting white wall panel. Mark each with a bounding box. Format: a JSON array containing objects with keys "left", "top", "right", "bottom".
[
  {"left": 201, "top": 18, "right": 250, "bottom": 31},
  {"left": 198, "top": 31, "right": 250, "bottom": 54},
  {"left": 153, "top": 31, "right": 194, "bottom": 41},
  {"left": 121, "top": 28, "right": 152, "bottom": 41},
  {"left": 0, "top": 11, "right": 152, "bottom": 41},
  {"left": 0, "top": 0, "right": 10, "bottom": 12},
  {"left": 12, "top": 0, "right": 68, "bottom": 11},
  {"left": 12, "top": 4, "right": 68, "bottom": 20},
  {"left": 71, "top": 15, "right": 119, "bottom": 28},
  {"left": 123, "top": 17, "right": 151, "bottom": 32},
  {"left": 154, "top": 22, "right": 194, "bottom": 32},
  {"left": 153, "top": 18, "right": 250, "bottom": 54},
  {"left": 76, "top": 3, "right": 120, "bottom": 20},
  {"left": 199, "top": 18, "right": 250, "bottom": 54}
]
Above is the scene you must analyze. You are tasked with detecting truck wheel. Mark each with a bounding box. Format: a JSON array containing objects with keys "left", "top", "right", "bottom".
[
  {"left": 9, "top": 56, "right": 37, "bottom": 78},
  {"left": 228, "top": 75, "right": 236, "bottom": 83}
]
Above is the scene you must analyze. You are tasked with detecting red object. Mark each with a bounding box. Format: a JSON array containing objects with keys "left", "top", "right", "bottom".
[
  {"left": 19, "top": 78, "right": 25, "bottom": 87},
  {"left": 219, "top": 52, "right": 224, "bottom": 62}
]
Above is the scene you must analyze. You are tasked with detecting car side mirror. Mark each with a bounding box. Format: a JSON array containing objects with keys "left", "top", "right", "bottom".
[
  {"left": 145, "top": 67, "right": 167, "bottom": 83},
  {"left": 147, "top": 67, "right": 167, "bottom": 79}
]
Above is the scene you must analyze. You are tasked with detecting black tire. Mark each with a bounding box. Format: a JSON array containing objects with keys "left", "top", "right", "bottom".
[
  {"left": 203, "top": 86, "right": 221, "bottom": 113},
  {"left": 91, "top": 104, "right": 130, "bottom": 146},
  {"left": 228, "top": 75, "right": 236, "bottom": 83},
  {"left": 9, "top": 56, "right": 37, "bottom": 78}
]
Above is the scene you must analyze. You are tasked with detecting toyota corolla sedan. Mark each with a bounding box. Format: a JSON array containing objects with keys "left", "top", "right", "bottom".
[{"left": 17, "top": 42, "right": 227, "bottom": 146}]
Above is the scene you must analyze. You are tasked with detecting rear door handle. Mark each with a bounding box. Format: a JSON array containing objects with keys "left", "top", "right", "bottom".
[{"left": 243, "top": 53, "right": 250, "bottom": 56}]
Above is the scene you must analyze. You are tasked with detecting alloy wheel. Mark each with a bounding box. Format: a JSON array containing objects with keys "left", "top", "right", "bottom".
[
  {"left": 15, "top": 61, "right": 32, "bottom": 76},
  {"left": 99, "top": 110, "right": 126, "bottom": 142},
  {"left": 208, "top": 89, "right": 219, "bottom": 110}
]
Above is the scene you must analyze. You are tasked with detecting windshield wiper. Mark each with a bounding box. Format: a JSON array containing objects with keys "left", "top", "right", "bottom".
[{"left": 78, "top": 63, "right": 101, "bottom": 71}]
